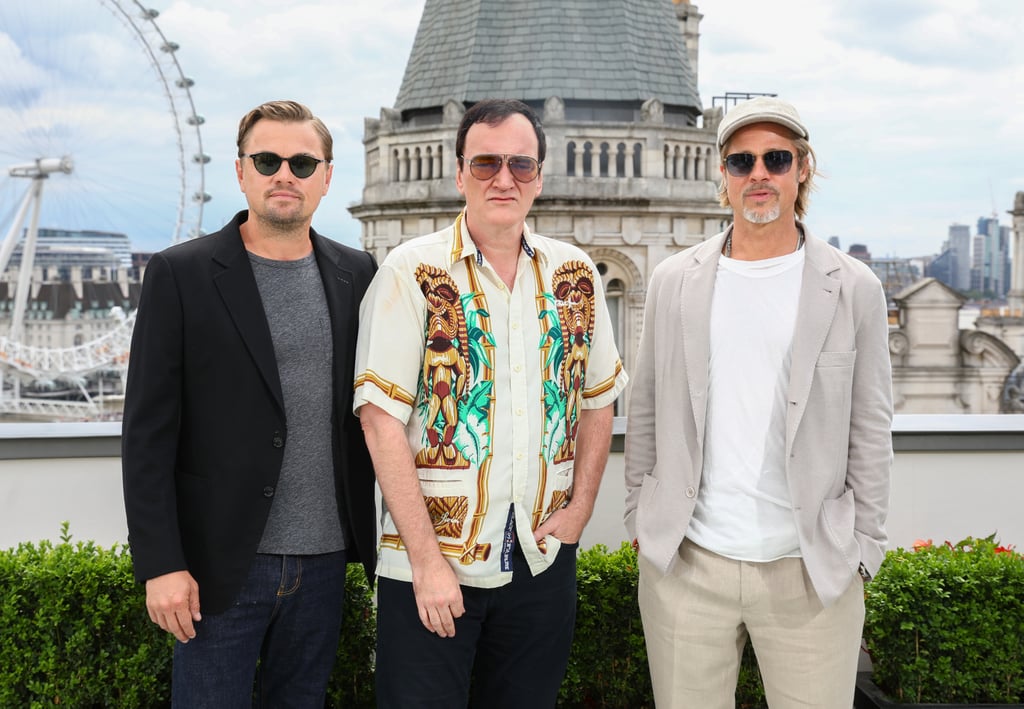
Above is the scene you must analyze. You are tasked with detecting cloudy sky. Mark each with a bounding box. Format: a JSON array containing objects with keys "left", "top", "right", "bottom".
[{"left": 1, "top": 0, "right": 1021, "bottom": 258}]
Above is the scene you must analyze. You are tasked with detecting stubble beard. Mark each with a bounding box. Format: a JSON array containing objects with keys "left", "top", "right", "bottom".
[
  {"left": 258, "top": 199, "right": 308, "bottom": 234},
  {"left": 262, "top": 211, "right": 305, "bottom": 232}
]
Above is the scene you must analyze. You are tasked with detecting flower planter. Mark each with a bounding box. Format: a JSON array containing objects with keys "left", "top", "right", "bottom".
[{"left": 855, "top": 673, "right": 1024, "bottom": 709}]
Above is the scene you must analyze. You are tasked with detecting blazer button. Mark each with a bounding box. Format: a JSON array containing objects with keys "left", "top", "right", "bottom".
[
  {"left": 263, "top": 486, "right": 275, "bottom": 498},
  {"left": 685, "top": 486, "right": 697, "bottom": 498},
  {"left": 272, "top": 435, "right": 284, "bottom": 448}
]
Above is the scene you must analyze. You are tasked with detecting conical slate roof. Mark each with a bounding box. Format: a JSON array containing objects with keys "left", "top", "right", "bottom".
[{"left": 394, "top": 0, "right": 701, "bottom": 113}]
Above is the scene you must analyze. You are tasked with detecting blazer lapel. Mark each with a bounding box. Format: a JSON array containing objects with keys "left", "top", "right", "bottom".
[
  {"left": 211, "top": 229, "right": 285, "bottom": 413},
  {"left": 681, "top": 236, "right": 723, "bottom": 451},
  {"left": 786, "top": 237, "right": 841, "bottom": 454}
]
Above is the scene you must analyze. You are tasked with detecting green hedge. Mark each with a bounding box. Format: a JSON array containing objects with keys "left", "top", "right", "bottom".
[
  {"left": 863, "top": 535, "right": 1024, "bottom": 703},
  {"left": 0, "top": 524, "right": 172, "bottom": 708},
  {"left": 0, "top": 529, "right": 765, "bottom": 708}
]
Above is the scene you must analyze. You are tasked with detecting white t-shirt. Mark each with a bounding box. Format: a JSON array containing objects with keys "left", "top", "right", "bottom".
[{"left": 686, "top": 247, "right": 805, "bottom": 561}]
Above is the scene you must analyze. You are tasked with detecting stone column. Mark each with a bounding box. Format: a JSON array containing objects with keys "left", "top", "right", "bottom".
[{"left": 1009, "top": 192, "right": 1024, "bottom": 314}]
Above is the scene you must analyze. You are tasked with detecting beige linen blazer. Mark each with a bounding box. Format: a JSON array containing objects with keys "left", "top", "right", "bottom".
[{"left": 624, "top": 226, "right": 893, "bottom": 607}]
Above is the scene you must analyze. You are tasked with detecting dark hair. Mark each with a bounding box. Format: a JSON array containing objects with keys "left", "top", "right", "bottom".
[
  {"left": 236, "top": 100, "right": 333, "bottom": 162},
  {"left": 455, "top": 99, "right": 546, "bottom": 167}
]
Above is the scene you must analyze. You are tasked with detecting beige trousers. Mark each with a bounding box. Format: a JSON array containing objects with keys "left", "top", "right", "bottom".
[{"left": 638, "top": 539, "right": 864, "bottom": 709}]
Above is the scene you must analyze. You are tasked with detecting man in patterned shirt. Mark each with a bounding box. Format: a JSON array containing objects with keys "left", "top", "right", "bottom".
[{"left": 355, "top": 98, "right": 628, "bottom": 708}]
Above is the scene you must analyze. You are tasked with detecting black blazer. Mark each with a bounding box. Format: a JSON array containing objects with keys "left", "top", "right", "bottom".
[{"left": 122, "top": 211, "right": 377, "bottom": 614}]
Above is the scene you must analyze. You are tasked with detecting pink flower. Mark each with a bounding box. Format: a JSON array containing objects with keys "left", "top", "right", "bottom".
[{"left": 912, "top": 539, "right": 933, "bottom": 551}]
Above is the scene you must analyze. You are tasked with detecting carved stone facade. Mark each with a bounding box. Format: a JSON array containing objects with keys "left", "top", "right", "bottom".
[{"left": 889, "top": 278, "right": 1019, "bottom": 413}]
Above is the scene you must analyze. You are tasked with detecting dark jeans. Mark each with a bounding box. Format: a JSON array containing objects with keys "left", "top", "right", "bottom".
[
  {"left": 375, "top": 540, "right": 578, "bottom": 709},
  {"left": 172, "top": 550, "right": 346, "bottom": 709}
]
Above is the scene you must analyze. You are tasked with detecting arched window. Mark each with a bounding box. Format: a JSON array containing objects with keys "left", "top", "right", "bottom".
[
  {"left": 615, "top": 143, "right": 626, "bottom": 177},
  {"left": 633, "top": 143, "right": 643, "bottom": 177},
  {"left": 400, "top": 148, "right": 411, "bottom": 182},
  {"left": 599, "top": 142, "right": 610, "bottom": 177},
  {"left": 603, "top": 276, "right": 626, "bottom": 415},
  {"left": 566, "top": 141, "right": 577, "bottom": 177},
  {"left": 583, "top": 142, "right": 594, "bottom": 177}
]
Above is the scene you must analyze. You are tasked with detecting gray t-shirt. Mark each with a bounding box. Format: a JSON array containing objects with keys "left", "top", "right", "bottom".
[{"left": 249, "top": 251, "right": 345, "bottom": 554}]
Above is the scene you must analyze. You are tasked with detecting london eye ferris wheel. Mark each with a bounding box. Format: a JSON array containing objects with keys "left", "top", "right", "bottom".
[{"left": 0, "top": 0, "right": 208, "bottom": 419}]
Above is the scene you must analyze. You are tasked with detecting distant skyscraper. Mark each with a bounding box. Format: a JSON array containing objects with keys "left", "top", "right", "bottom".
[
  {"left": 828, "top": 236, "right": 840, "bottom": 249},
  {"left": 947, "top": 223, "right": 971, "bottom": 291},
  {"left": 975, "top": 216, "right": 1008, "bottom": 297},
  {"left": 926, "top": 249, "right": 956, "bottom": 290}
]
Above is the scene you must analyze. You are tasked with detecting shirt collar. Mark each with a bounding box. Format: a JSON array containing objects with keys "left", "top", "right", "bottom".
[{"left": 449, "top": 209, "right": 543, "bottom": 267}]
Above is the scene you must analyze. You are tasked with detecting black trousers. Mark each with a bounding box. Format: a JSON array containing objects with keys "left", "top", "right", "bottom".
[{"left": 375, "top": 539, "right": 578, "bottom": 709}]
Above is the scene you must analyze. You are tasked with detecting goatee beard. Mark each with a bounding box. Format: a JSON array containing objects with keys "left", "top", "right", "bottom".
[{"left": 743, "top": 204, "right": 781, "bottom": 224}]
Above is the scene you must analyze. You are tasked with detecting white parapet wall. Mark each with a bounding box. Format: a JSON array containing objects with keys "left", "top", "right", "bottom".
[{"left": 1, "top": 416, "right": 1024, "bottom": 553}]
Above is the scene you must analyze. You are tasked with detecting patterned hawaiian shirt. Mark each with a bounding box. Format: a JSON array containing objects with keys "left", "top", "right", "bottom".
[{"left": 354, "top": 212, "right": 628, "bottom": 587}]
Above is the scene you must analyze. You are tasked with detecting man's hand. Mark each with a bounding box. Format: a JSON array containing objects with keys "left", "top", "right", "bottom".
[
  {"left": 411, "top": 556, "right": 465, "bottom": 638},
  {"left": 145, "top": 570, "right": 201, "bottom": 643},
  {"left": 533, "top": 502, "right": 591, "bottom": 545}
]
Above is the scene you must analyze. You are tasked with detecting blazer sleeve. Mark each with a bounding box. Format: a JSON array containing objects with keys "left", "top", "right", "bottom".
[
  {"left": 847, "top": 275, "right": 894, "bottom": 577},
  {"left": 121, "top": 251, "right": 188, "bottom": 583}
]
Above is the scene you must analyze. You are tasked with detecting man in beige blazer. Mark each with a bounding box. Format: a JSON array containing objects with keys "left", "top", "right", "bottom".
[{"left": 624, "top": 97, "right": 893, "bottom": 708}]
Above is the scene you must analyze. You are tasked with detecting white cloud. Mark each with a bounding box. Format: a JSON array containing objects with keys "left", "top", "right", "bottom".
[
  {"left": 698, "top": 0, "right": 1023, "bottom": 256},
  {"left": 0, "top": 0, "right": 1020, "bottom": 259}
]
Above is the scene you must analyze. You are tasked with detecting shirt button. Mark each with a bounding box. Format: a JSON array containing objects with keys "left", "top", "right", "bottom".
[
  {"left": 263, "top": 486, "right": 275, "bottom": 498},
  {"left": 511, "top": 322, "right": 520, "bottom": 330},
  {"left": 516, "top": 452, "right": 524, "bottom": 460},
  {"left": 685, "top": 486, "right": 697, "bottom": 498},
  {"left": 514, "top": 364, "right": 522, "bottom": 372},
  {"left": 516, "top": 408, "right": 524, "bottom": 416}
]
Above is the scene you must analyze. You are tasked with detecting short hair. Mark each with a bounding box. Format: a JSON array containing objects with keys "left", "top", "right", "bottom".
[
  {"left": 718, "top": 133, "right": 817, "bottom": 219},
  {"left": 455, "top": 99, "right": 546, "bottom": 168},
  {"left": 236, "top": 100, "right": 333, "bottom": 162}
]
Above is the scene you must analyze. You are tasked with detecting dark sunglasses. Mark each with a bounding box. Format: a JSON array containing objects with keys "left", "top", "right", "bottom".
[
  {"left": 244, "top": 152, "right": 326, "bottom": 179},
  {"left": 724, "top": 150, "right": 794, "bottom": 177},
  {"left": 461, "top": 153, "right": 541, "bottom": 183}
]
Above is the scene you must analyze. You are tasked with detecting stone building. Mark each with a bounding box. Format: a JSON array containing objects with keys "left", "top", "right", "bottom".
[
  {"left": 889, "top": 278, "right": 1018, "bottom": 414},
  {"left": 349, "top": 0, "right": 730, "bottom": 392}
]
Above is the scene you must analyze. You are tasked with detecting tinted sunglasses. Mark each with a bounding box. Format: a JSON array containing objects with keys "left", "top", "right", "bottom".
[
  {"left": 723, "top": 150, "right": 794, "bottom": 177},
  {"left": 244, "top": 152, "right": 326, "bottom": 179},
  {"left": 461, "top": 153, "right": 541, "bottom": 183}
]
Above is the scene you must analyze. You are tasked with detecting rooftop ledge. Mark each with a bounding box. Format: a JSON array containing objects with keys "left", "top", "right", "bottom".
[
  {"left": 1, "top": 415, "right": 1023, "bottom": 459},
  {"left": 2, "top": 415, "right": 1022, "bottom": 554}
]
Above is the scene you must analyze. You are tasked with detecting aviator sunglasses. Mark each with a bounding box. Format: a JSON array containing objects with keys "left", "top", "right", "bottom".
[
  {"left": 244, "top": 152, "right": 327, "bottom": 179},
  {"left": 460, "top": 153, "right": 542, "bottom": 183},
  {"left": 724, "top": 150, "right": 794, "bottom": 178}
]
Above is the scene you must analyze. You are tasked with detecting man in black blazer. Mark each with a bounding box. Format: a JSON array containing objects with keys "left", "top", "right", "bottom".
[{"left": 122, "top": 100, "right": 376, "bottom": 708}]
